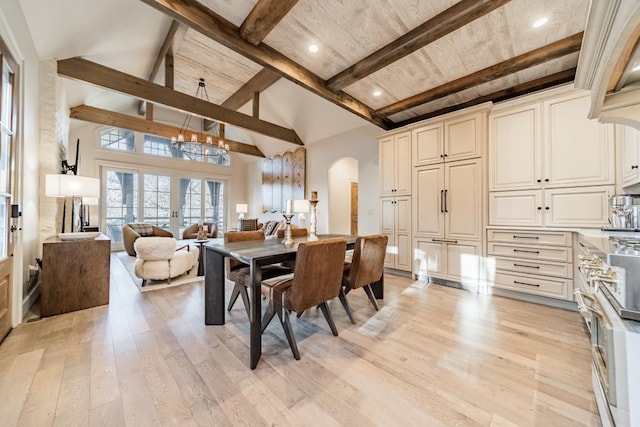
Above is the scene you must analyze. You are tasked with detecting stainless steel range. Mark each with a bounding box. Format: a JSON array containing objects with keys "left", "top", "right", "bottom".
[{"left": 576, "top": 233, "right": 640, "bottom": 427}]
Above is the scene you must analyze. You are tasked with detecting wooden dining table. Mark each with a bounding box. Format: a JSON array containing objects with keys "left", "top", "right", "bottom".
[{"left": 204, "top": 234, "right": 383, "bottom": 369}]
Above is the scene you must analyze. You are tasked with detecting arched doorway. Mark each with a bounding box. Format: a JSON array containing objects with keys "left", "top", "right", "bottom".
[{"left": 328, "top": 157, "right": 358, "bottom": 235}]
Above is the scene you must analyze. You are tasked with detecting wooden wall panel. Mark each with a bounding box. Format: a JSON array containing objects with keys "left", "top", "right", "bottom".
[
  {"left": 262, "top": 148, "right": 306, "bottom": 213},
  {"left": 272, "top": 155, "right": 283, "bottom": 213},
  {"left": 262, "top": 158, "right": 273, "bottom": 212}
]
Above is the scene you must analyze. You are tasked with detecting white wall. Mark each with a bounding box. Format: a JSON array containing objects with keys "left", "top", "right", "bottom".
[
  {"left": 246, "top": 123, "right": 382, "bottom": 235},
  {"left": 0, "top": 0, "right": 41, "bottom": 324}
]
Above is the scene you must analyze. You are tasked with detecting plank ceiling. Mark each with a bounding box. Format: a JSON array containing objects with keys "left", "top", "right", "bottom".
[{"left": 20, "top": 0, "right": 591, "bottom": 154}]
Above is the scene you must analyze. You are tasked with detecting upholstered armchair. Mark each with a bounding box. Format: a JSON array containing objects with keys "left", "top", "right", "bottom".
[
  {"left": 133, "top": 237, "right": 199, "bottom": 287},
  {"left": 182, "top": 222, "right": 218, "bottom": 239},
  {"left": 123, "top": 223, "right": 173, "bottom": 256}
]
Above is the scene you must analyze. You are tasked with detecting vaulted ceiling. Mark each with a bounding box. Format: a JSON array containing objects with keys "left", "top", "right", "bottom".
[{"left": 19, "top": 0, "right": 589, "bottom": 156}]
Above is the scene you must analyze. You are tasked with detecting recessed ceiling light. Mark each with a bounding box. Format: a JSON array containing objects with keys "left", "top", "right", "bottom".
[
  {"left": 632, "top": 63, "right": 640, "bottom": 72},
  {"left": 308, "top": 44, "right": 319, "bottom": 53},
  {"left": 373, "top": 90, "right": 382, "bottom": 97},
  {"left": 533, "top": 17, "right": 548, "bottom": 28}
]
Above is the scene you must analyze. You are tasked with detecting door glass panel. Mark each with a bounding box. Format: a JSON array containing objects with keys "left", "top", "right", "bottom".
[
  {"left": 0, "top": 132, "right": 9, "bottom": 193},
  {"left": 0, "top": 198, "right": 6, "bottom": 258},
  {"left": 1, "top": 59, "right": 12, "bottom": 126},
  {"left": 105, "top": 170, "right": 138, "bottom": 243},
  {"left": 179, "top": 178, "right": 202, "bottom": 237},
  {"left": 205, "top": 180, "right": 225, "bottom": 233},
  {"left": 143, "top": 174, "right": 171, "bottom": 231}
]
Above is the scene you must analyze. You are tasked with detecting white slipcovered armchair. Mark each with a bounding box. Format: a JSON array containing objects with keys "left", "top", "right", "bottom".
[{"left": 133, "top": 237, "right": 199, "bottom": 286}]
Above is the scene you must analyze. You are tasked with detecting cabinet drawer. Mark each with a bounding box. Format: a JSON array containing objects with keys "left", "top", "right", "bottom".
[
  {"left": 494, "top": 257, "right": 572, "bottom": 279},
  {"left": 488, "top": 229, "right": 572, "bottom": 246},
  {"left": 488, "top": 242, "right": 572, "bottom": 262},
  {"left": 492, "top": 272, "right": 570, "bottom": 300}
]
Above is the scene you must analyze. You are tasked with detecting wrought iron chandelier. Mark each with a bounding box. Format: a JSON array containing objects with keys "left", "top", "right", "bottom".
[{"left": 171, "top": 78, "right": 229, "bottom": 157}]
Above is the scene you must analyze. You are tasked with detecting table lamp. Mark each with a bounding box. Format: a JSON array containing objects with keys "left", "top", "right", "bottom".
[
  {"left": 236, "top": 203, "right": 248, "bottom": 220},
  {"left": 46, "top": 174, "right": 100, "bottom": 233}
]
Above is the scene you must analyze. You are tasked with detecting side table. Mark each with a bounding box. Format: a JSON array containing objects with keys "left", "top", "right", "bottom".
[{"left": 193, "top": 239, "right": 209, "bottom": 276}]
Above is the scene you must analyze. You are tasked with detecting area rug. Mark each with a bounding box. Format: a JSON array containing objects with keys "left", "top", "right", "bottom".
[{"left": 115, "top": 251, "right": 202, "bottom": 292}]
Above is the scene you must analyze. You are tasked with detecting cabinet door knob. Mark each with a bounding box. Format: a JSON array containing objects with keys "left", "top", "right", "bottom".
[
  {"left": 632, "top": 165, "right": 639, "bottom": 170},
  {"left": 536, "top": 179, "right": 541, "bottom": 183},
  {"left": 537, "top": 207, "right": 542, "bottom": 210},
  {"left": 544, "top": 179, "right": 549, "bottom": 182},
  {"left": 545, "top": 207, "right": 550, "bottom": 210}
]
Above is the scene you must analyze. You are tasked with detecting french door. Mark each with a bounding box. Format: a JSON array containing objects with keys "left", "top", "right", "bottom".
[{"left": 102, "top": 166, "right": 227, "bottom": 250}]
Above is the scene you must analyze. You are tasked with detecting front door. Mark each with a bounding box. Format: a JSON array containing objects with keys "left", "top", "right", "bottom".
[{"left": 0, "top": 44, "right": 18, "bottom": 341}]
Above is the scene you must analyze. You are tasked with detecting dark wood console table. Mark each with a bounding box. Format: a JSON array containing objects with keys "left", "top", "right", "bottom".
[{"left": 41, "top": 234, "right": 110, "bottom": 317}]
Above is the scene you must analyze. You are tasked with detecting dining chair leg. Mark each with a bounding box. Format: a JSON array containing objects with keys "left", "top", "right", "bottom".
[
  {"left": 278, "top": 307, "right": 300, "bottom": 360},
  {"left": 318, "top": 302, "right": 339, "bottom": 336},
  {"left": 296, "top": 311, "right": 304, "bottom": 318},
  {"left": 262, "top": 301, "right": 280, "bottom": 333},
  {"left": 239, "top": 286, "right": 251, "bottom": 318},
  {"left": 338, "top": 287, "right": 356, "bottom": 324},
  {"left": 227, "top": 283, "right": 241, "bottom": 311},
  {"left": 363, "top": 284, "right": 379, "bottom": 311}
]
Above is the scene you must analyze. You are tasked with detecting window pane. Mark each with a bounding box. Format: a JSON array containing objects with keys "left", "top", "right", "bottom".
[
  {"left": 143, "top": 174, "right": 171, "bottom": 230},
  {"left": 179, "top": 178, "right": 202, "bottom": 236},
  {"left": 105, "top": 171, "right": 138, "bottom": 243},
  {"left": 100, "top": 128, "right": 135, "bottom": 151},
  {"left": 0, "top": 132, "right": 9, "bottom": 193},
  {"left": 1, "top": 59, "right": 12, "bottom": 126},
  {"left": 0, "top": 197, "right": 6, "bottom": 258},
  {"left": 205, "top": 180, "right": 225, "bottom": 233}
]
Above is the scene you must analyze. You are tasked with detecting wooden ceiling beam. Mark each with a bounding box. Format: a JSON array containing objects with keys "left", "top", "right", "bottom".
[
  {"left": 70, "top": 104, "right": 265, "bottom": 157},
  {"left": 139, "top": 0, "right": 391, "bottom": 130},
  {"left": 393, "top": 68, "right": 577, "bottom": 128},
  {"left": 138, "top": 19, "right": 185, "bottom": 115},
  {"left": 58, "top": 57, "right": 303, "bottom": 146},
  {"left": 221, "top": 68, "right": 281, "bottom": 111},
  {"left": 377, "top": 32, "right": 584, "bottom": 117},
  {"left": 327, "top": 0, "right": 512, "bottom": 91},
  {"left": 239, "top": 0, "right": 299, "bottom": 45}
]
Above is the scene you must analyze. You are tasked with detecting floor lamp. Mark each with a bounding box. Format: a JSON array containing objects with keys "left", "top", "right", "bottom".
[{"left": 46, "top": 174, "right": 100, "bottom": 233}]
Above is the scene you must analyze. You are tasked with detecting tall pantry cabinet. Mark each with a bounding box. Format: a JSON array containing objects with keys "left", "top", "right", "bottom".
[
  {"left": 378, "top": 104, "right": 490, "bottom": 280},
  {"left": 379, "top": 131, "right": 412, "bottom": 271}
]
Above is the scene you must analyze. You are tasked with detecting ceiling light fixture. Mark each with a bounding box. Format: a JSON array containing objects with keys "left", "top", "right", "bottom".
[
  {"left": 171, "top": 78, "right": 229, "bottom": 157},
  {"left": 308, "top": 44, "right": 319, "bottom": 53},
  {"left": 632, "top": 63, "right": 640, "bottom": 72},
  {"left": 373, "top": 90, "right": 382, "bottom": 97},
  {"left": 533, "top": 17, "right": 548, "bottom": 28}
]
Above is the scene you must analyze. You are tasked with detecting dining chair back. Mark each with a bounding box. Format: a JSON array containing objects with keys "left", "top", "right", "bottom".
[
  {"left": 261, "top": 238, "right": 347, "bottom": 360},
  {"left": 339, "top": 234, "right": 388, "bottom": 324}
]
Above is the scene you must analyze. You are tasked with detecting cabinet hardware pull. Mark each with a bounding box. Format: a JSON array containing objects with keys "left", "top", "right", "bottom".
[
  {"left": 537, "top": 207, "right": 542, "bottom": 210},
  {"left": 544, "top": 178, "right": 549, "bottom": 182},
  {"left": 513, "top": 249, "right": 540, "bottom": 254},
  {"left": 443, "top": 153, "right": 448, "bottom": 157},
  {"left": 440, "top": 190, "right": 444, "bottom": 213},
  {"left": 514, "top": 280, "right": 540, "bottom": 287},
  {"left": 513, "top": 235, "right": 539, "bottom": 239},
  {"left": 513, "top": 263, "right": 540, "bottom": 269},
  {"left": 444, "top": 189, "right": 448, "bottom": 213},
  {"left": 633, "top": 165, "right": 639, "bottom": 170},
  {"left": 537, "top": 179, "right": 541, "bottom": 183},
  {"left": 432, "top": 238, "right": 458, "bottom": 244},
  {"left": 545, "top": 207, "right": 550, "bottom": 210}
]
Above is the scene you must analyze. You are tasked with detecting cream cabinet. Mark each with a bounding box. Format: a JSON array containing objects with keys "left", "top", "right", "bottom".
[
  {"left": 412, "top": 112, "right": 483, "bottom": 166},
  {"left": 380, "top": 131, "right": 411, "bottom": 196},
  {"left": 619, "top": 124, "right": 640, "bottom": 187},
  {"left": 414, "top": 158, "right": 482, "bottom": 241},
  {"left": 489, "top": 90, "right": 614, "bottom": 191},
  {"left": 489, "top": 185, "right": 614, "bottom": 228},
  {"left": 487, "top": 229, "right": 574, "bottom": 300},
  {"left": 413, "top": 239, "right": 481, "bottom": 284},
  {"left": 381, "top": 196, "right": 411, "bottom": 271}
]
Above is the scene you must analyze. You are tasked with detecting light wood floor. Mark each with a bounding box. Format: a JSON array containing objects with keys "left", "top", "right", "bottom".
[{"left": 0, "top": 254, "right": 600, "bottom": 426}]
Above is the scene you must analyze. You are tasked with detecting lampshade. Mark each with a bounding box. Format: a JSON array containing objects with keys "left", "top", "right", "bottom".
[
  {"left": 46, "top": 174, "right": 100, "bottom": 198},
  {"left": 293, "top": 199, "right": 310, "bottom": 213},
  {"left": 236, "top": 203, "right": 248, "bottom": 214}
]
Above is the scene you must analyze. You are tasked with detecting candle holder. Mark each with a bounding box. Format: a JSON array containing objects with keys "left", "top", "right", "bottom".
[
  {"left": 282, "top": 213, "right": 295, "bottom": 245},
  {"left": 308, "top": 199, "right": 319, "bottom": 241}
]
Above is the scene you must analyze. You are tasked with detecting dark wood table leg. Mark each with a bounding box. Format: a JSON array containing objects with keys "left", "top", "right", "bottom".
[
  {"left": 250, "top": 260, "right": 263, "bottom": 369},
  {"left": 204, "top": 248, "right": 225, "bottom": 325},
  {"left": 371, "top": 275, "right": 384, "bottom": 300}
]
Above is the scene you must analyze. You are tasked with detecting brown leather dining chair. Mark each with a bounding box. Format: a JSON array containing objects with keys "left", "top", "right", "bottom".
[
  {"left": 224, "top": 230, "right": 291, "bottom": 318},
  {"left": 275, "top": 227, "right": 309, "bottom": 239},
  {"left": 339, "top": 234, "right": 388, "bottom": 324},
  {"left": 261, "top": 238, "right": 347, "bottom": 360}
]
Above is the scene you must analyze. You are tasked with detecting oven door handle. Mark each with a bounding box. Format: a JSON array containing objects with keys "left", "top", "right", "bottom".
[{"left": 574, "top": 289, "right": 610, "bottom": 326}]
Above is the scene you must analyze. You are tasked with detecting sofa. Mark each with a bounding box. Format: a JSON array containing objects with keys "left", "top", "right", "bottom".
[
  {"left": 133, "top": 237, "right": 199, "bottom": 286},
  {"left": 123, "top": 223, "right": 173, "bottom": 256}
]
